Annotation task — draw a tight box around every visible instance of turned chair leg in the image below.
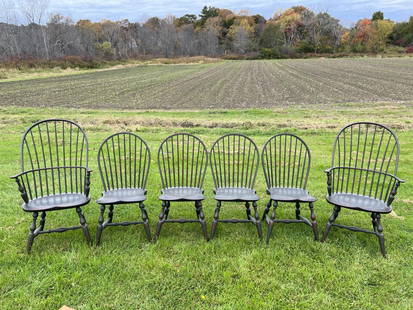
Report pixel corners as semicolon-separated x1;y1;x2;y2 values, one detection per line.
252;201;263;240
322;206;341;242
372;213;386;257
195;201;208;241
139;202;151;242
39;212;46;231
155;201;168;240
262;200;271;221
245;202;252;219
76;207;92;245
309;202;319;241
266;200;278;244
210;201;221;240
295;202;301;220
108;204;114;223
96;205;106;245
27;212;38;254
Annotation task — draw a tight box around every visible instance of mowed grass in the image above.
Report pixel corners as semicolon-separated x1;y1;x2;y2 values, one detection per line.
0;103;412;309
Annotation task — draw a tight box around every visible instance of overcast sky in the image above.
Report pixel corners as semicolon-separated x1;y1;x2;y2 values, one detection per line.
13;0;413;26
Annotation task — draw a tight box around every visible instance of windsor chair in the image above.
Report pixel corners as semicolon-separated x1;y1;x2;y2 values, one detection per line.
11;119;92;253
261;133;318;243
155;133;209;240
209;134;262;240
322;122;404;257
96;132;151;245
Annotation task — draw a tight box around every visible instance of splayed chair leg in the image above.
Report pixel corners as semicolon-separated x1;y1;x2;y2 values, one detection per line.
321;206;340;242
252;201;263;240
39;212;46;231
27;212;38;254
196;201;208;241
210;201;221;240
76;207;92;245
96;205;106;246
309;202;319;241
262;200;271;221
139;202;151;242
266;201;278;244
155;201;168;240
372;213;386;257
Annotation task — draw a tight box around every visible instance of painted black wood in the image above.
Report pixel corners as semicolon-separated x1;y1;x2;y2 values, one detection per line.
155;133;208;240
321;122;404;257
96;132;151;244
261;133;318;243
11;119;92;253
209;133;262;240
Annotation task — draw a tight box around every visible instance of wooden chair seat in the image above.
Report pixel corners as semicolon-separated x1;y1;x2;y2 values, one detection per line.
24;193;89;212
97;188;147;205
159;187;204;201
214;187;259;201
327;193;391;214
267;187;316;203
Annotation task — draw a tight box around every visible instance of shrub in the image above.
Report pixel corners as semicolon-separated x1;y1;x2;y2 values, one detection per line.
296;41;315;53
406;46;413;53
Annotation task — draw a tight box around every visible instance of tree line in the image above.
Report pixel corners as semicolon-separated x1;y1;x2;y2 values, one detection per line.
1;2;413;64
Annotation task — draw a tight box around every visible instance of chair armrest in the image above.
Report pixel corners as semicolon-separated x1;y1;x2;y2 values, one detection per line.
10;173;29;203
325;168;333;196
84;169;92;197
387;177;404;206
324;168;333;174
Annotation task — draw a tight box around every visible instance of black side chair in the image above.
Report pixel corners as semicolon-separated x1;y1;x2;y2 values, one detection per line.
322;122;404;257
11;119;92;253
209;134;262;240
261;134;318;243
96;132;151;244
155;133;208;240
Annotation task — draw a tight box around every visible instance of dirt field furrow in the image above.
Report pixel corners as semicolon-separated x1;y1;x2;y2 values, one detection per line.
1;58;412;109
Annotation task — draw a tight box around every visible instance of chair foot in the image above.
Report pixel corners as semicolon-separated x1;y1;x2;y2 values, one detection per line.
210;201;221;240
76;207;92;245
309;202;319;241
96;205;106;246
27;212;38;254
139;202;151;242
321;206;340;242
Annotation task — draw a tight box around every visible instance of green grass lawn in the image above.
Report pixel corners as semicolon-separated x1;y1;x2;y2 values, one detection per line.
0;103;412;309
